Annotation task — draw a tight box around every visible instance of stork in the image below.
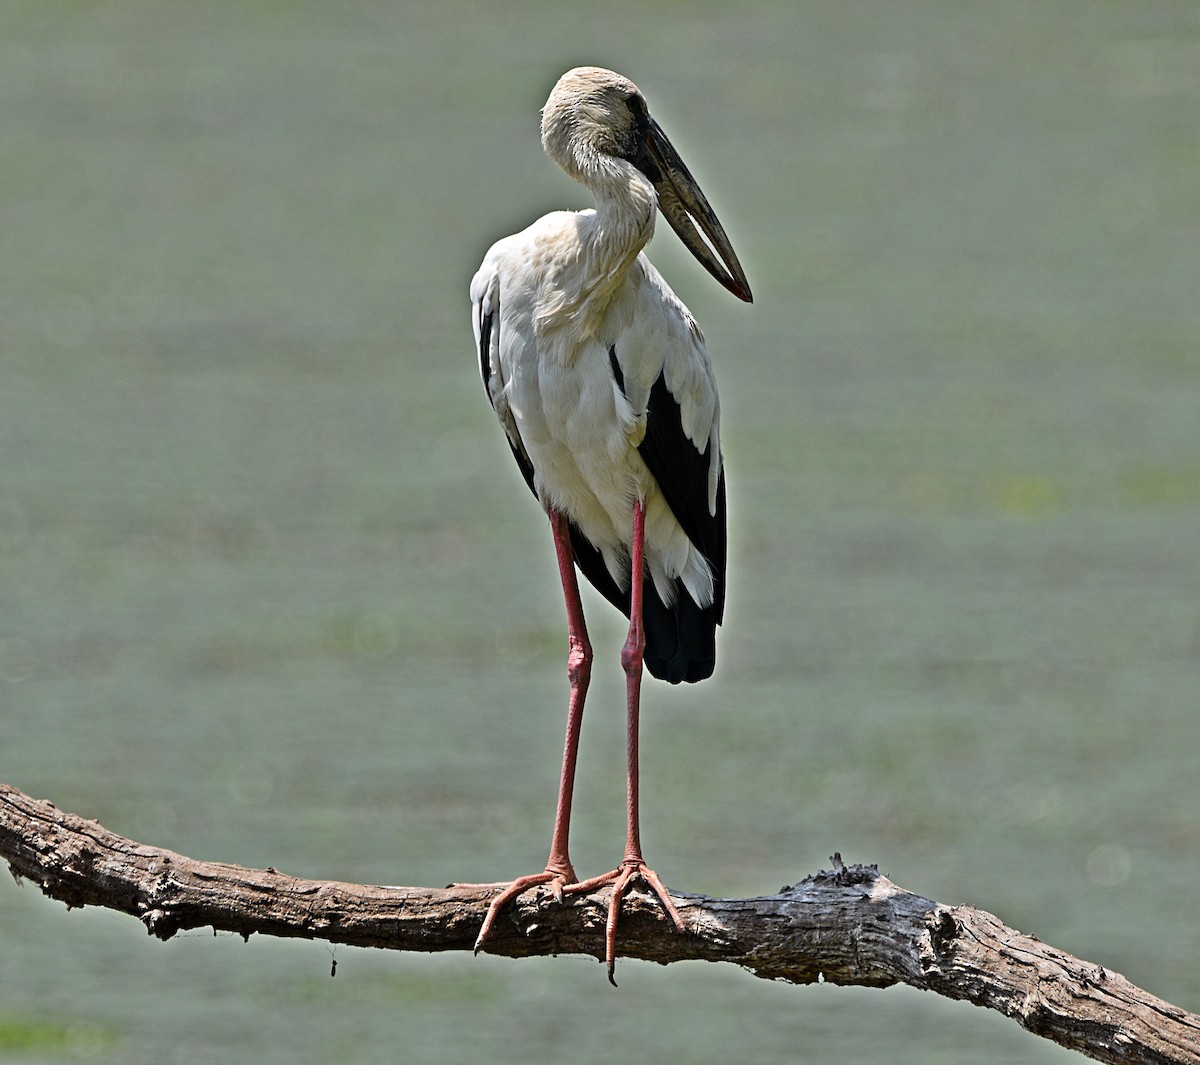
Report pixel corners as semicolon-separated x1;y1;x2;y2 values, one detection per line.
469;66;751;983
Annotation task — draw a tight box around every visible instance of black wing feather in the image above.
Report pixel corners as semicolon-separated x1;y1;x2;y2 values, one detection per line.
610;348;726;683
478;306;493;392
480;297;537;496
636;369;727;625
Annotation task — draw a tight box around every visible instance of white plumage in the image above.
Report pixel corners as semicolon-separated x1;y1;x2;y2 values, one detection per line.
472;220;720;611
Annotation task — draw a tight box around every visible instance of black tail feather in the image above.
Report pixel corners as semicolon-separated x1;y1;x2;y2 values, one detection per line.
641;583;717;684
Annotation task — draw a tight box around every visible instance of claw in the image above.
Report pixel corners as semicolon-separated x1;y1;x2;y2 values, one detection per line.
472;868;575;954
564;859;685;984
468;858;684;981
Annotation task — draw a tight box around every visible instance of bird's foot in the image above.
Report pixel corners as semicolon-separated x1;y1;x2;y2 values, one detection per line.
564;858;685;985
469;864;577;954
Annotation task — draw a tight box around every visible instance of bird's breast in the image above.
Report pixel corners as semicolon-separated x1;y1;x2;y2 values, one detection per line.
507;339;648;532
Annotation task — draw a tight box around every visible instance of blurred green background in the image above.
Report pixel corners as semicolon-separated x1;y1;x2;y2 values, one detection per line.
2;1;1198;1062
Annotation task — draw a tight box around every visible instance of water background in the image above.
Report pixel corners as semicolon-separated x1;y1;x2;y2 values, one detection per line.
2;3;1198;1062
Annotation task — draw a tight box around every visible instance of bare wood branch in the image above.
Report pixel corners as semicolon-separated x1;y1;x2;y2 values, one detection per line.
3;782;1197;1064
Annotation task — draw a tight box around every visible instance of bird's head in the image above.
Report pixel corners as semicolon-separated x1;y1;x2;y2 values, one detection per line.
541;67;644;177
541;67;752;303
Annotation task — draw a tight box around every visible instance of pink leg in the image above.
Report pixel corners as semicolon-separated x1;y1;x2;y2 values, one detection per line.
564;500;685;984
472;508;592;952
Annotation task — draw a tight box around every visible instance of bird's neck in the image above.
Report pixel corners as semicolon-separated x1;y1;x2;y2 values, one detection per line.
586;164;657;273
543;164;657;341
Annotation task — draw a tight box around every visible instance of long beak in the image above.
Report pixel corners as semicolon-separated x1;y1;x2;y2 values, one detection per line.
643;115;753;303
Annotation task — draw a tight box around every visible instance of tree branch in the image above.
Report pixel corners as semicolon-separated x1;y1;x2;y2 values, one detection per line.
3;782;1197;1063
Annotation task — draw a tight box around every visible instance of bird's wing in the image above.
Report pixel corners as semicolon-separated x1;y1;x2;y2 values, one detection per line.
472;242;634;617
471;253;537;495
609;257;727;621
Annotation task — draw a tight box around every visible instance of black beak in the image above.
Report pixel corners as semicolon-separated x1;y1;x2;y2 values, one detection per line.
636;115;752;303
